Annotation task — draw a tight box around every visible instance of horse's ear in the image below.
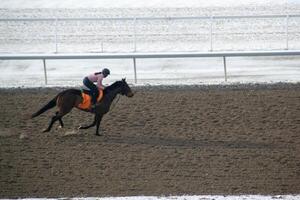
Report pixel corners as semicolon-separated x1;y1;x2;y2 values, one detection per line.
122;78;126;82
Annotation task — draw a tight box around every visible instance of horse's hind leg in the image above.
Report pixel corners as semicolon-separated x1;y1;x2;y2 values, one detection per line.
58;118;64;128
43;113;60;133
42;92;79;133
43;105;73;133
56;111;64;128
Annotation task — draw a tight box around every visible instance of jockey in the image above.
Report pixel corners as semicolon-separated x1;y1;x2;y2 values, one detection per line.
83;68;110;108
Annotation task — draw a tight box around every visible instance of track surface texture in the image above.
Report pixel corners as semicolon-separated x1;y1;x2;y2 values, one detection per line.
0;84;300;198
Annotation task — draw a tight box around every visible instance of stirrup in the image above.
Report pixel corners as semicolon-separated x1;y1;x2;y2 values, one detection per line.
90;104;96;112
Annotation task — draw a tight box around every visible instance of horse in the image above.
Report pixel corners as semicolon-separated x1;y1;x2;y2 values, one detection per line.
31;79;134;136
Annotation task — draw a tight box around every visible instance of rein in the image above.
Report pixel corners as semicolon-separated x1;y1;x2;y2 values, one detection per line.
110;94;121;112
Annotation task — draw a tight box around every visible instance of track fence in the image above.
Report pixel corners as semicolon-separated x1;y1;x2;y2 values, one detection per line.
1;50;300;84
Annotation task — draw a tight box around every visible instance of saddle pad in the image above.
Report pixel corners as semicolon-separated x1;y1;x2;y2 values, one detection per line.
78;89;103;110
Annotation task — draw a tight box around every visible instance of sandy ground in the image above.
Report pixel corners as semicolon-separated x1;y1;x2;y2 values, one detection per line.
0;83;300;198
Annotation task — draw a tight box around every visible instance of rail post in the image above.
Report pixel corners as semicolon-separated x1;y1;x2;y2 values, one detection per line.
285;14;289;50
133;58;137;84
223;56;228;82
43;59;48;85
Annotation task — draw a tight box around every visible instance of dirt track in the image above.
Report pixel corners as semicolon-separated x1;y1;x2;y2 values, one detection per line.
0;84;300;198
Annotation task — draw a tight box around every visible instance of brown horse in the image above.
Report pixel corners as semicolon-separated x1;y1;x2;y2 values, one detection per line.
31;79;134;136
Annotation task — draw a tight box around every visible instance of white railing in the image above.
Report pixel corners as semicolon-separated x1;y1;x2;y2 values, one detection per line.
1;50;300;84
1;14;300;52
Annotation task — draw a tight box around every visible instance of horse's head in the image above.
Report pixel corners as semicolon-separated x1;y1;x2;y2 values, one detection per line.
120;78;134;97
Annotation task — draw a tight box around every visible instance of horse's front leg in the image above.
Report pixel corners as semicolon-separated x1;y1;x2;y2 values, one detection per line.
95;115;103;136
78;114;97;130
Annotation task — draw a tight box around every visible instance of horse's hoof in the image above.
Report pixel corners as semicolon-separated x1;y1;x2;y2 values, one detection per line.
78;126;87;130
42;129;50;133
95;133;102;136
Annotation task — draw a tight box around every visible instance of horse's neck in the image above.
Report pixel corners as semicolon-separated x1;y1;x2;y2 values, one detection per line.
104;86;121;104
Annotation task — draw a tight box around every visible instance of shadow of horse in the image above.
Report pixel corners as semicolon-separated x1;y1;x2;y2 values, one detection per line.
101;135;275;150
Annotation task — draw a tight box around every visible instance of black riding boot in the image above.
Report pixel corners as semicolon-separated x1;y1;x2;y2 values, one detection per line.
90;93;97;111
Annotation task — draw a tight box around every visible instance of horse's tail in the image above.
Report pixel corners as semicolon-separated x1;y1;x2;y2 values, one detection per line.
31;95;58;119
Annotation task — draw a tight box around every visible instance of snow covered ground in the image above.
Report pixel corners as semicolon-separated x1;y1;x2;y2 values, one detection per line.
8;195;300;200
0;1;299;87
0;0;294;9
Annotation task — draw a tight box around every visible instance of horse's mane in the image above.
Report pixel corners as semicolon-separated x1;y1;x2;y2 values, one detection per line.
103;80;123;94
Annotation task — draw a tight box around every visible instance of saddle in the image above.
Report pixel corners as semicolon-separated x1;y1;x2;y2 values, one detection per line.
78;89;103;110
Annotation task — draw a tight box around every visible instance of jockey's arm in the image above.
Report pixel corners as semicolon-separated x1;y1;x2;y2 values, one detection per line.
97;75;105;90
99;85;105;90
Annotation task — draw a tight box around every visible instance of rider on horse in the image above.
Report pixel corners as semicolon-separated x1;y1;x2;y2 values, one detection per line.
83;68;110;109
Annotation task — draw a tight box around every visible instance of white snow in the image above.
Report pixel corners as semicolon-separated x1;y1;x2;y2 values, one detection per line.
7;195;300;200
0;0;290;9
0;2;300;87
